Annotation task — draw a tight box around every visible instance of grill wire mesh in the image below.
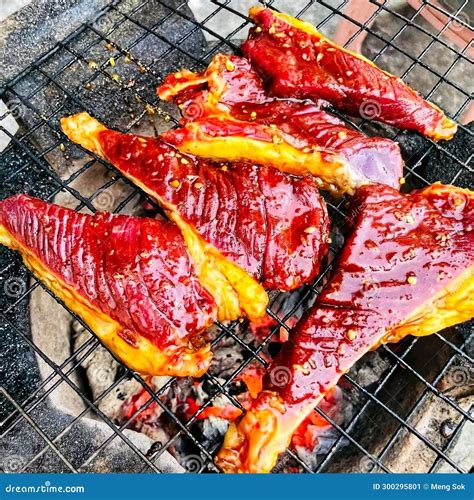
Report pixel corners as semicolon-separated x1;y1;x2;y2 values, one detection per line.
0;0;473;474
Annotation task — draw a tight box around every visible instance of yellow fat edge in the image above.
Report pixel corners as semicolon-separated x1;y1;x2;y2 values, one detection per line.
423;182;473;199
219;397;315;473
60;112;107;156
429;116;458;142
169;212;268;322
380;265;474;345
176;125;357;196
249;6;457;141
157;55;231;106
60;113;268;322
0;225;212;377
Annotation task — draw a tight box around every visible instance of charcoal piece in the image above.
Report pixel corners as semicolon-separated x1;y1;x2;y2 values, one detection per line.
419;122;474;188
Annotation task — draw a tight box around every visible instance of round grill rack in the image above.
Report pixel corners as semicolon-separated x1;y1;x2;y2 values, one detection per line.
0;0;473;474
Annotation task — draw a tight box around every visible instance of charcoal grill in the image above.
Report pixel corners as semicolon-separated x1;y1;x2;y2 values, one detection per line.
0;0;473;474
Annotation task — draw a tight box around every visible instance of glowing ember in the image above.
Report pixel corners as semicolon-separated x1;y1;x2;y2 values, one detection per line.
249;314;277;341
293;387;342;451
249;314;299;343
237;364;265;398
122;384;159;424
197;405;243;421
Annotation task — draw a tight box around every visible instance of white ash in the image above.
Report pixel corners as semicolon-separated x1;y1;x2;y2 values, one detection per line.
349;351;392;388
29;286;88;417
383;361;473;473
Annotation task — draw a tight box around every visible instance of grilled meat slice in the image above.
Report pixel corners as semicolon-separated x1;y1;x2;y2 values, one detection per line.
242;7;457;141
61;113;330;300
158;54;403;195
216;183;474;472
0;194;218;377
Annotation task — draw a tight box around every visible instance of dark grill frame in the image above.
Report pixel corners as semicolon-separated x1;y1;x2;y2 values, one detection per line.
0;0;472;474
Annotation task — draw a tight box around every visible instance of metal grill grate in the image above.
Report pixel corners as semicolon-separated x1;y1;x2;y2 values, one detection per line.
1;0;473;474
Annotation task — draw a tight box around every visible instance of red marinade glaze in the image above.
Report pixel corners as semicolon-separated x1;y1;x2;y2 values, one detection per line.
163;116;279;144
161;54;403;190
268;183;474;406
232;100;401;188
98;130;330;290
242;8;456;140
0;194;217;349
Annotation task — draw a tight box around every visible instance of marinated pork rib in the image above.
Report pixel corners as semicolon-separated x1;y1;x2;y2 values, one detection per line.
0;195;218;377
242;7;457;141
158;54;403;195
216;183;474;473
61;114;330;313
